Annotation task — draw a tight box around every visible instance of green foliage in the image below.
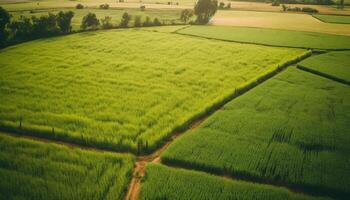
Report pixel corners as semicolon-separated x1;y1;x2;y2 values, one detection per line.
101;16;113;29
99;3;110;9
194;0;218;24
0;29;307;153
0;133;134;200
119;12;131;28
57;11;74;33
134;15;142;27
298;51;350;85
0;6;11;46
75;3;84;9
313;14;350;24
81;12;99;30
142;16;152;26
162;67;350;198
140;164;331;200
177;25;350;50
180;9;193;23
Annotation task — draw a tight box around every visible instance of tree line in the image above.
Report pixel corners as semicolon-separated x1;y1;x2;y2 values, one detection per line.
0;0;218;48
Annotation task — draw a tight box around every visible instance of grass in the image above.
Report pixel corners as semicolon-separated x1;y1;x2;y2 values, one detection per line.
140;163;332;200
10;8;185;30
161;67;350;198
211;10;350;36
177;25;350;50
297;51;350;85
313;14;350;24
0;132;134;200
0;28;308;153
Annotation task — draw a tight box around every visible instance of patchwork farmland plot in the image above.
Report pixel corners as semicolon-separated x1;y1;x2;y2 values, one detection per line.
0;29;308;153
177;25;350;50
211;11;350;36
140;164;332;200
313;14;350;24
0;133;134;200
162;67;350;198
297;51;350;85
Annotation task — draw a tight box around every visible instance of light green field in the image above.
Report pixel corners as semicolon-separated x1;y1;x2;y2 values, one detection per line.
313;14;350;24
0;28;308;153
298;51;350;84
10;8;184;30
140;164;332;200
211;10;350;36
162;67;350;197
177;25;350;50
0;133;134;200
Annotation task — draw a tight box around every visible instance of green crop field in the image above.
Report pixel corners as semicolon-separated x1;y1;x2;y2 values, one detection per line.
177;25;350;50
0;28;308;153
313;14;350;24
140;164;331;200
9;8;184;30
298;51;350;85
0;133;134;200
162;67;350;197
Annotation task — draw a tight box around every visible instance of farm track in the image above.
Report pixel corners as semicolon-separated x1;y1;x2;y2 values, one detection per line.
2;51;336;200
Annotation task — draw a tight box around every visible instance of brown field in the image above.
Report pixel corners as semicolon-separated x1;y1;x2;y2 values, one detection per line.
211;10;350;35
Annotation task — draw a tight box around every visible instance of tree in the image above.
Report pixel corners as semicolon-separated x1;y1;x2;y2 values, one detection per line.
142;16;152;27
119;12;131;28
194;0;218;24
153;18;161;26
180;9;193;23
134;15;142;27
76;4;84;9
31;13;59;36
81;13;99;30
0;7;11;45
219;2;225;9
8;16;33;40
281;4;287;12
101;16;113;29
57;11;74;33
338;0;344;9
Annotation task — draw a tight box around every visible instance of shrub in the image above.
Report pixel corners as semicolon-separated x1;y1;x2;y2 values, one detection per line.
302;7;319;13
81;13;100;30
119;12;131;28
0;7;11;46
76;3;84;9
153;18;162;26
143;16;152;27
219;2;225;9
101;16;113;29
271;0;280;6
180;9;194;23
281;4;288;11
225;3;231;9
31;13;60;36
99;3;110;9
134;15;142;27
140;5;146;11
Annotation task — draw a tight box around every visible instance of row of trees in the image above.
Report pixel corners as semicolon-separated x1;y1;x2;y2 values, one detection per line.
0;7;74;46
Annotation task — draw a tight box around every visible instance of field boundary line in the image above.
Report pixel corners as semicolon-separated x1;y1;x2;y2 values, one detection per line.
297;64;350;85
311;14;350;25
174;31;350;51
123;51;313;200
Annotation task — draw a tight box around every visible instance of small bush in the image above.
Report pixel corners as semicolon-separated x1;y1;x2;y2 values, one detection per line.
101;16;113;29
301;7;319;13
225;3;231;9
76;3;84;9
153;18;162;26
143;16;152;27
134;15;142;27
81;13;100;30
99;4;110;9
140;5;146;11
271;0;280;6
119;12;131;28
219;2;225;9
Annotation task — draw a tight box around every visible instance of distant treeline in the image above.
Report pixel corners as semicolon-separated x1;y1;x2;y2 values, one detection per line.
0;6;193;48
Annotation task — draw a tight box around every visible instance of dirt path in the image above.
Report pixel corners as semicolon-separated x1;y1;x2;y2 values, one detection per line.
123;118;206;200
